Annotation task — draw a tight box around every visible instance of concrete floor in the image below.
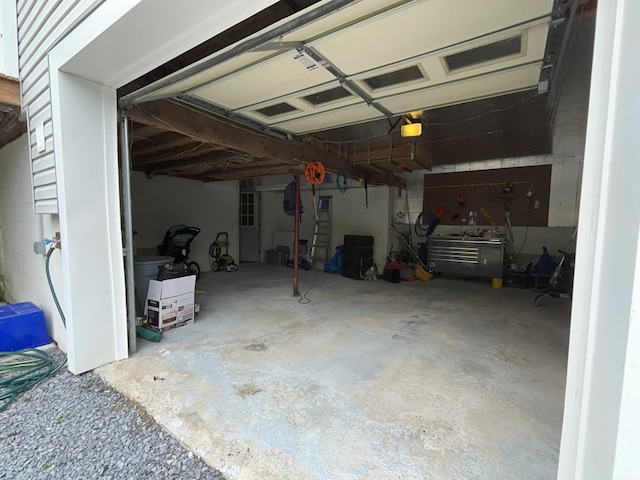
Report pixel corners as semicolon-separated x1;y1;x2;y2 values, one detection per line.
98;265;570;480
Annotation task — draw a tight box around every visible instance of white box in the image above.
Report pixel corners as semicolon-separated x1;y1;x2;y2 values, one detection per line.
145;276;196;332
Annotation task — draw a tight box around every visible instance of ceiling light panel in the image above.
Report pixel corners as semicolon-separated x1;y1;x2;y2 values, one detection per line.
237;80;363;124
255;102;298;117
310;0;553;75
377;63;541;115
444;36;522;72
350;24;547;97
301;86;353;106
362;65;426;90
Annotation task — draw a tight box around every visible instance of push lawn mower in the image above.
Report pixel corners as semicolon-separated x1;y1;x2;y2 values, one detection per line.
208;232;238;272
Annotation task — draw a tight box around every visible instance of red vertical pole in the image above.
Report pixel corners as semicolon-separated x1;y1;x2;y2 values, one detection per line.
293;175;300;297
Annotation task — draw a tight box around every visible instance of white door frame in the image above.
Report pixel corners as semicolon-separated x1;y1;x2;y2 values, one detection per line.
47;0;278;373
557;0;640;478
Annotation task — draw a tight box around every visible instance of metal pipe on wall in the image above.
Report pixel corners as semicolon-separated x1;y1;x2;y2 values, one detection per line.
119;110;137;354
293;175;300;297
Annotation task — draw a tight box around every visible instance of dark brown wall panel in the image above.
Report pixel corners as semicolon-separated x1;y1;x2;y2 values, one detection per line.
423;165;552;227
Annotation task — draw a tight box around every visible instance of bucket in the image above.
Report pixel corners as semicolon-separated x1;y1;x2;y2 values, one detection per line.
492;277;503;289
133;256;174;316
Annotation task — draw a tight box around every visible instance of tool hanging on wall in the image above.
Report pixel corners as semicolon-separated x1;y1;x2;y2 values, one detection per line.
479;207;498;229
457;191;465;205
364;179;368;209
336;170;352;193
305;161;325;185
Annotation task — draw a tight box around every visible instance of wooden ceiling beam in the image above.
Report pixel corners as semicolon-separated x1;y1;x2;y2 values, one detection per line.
0;75;20;107
130;123;165;140
131;131;197;157
134;151;251;172
200;164;305;182
133;143;231;166
129;99;403;187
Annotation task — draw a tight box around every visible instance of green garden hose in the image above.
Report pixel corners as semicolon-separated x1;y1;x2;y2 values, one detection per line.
0;244;67;412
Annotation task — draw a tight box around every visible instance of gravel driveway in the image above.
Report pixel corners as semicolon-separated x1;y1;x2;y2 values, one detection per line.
0;349;224;480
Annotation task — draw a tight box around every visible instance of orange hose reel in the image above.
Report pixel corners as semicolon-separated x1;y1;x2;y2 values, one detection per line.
304;162;325;185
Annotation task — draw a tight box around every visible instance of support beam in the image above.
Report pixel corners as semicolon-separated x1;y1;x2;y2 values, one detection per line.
133;143;234;166
0;75;20;107
134;151;251;172
131;131;198;157
129;99;403;187
201;164;305;181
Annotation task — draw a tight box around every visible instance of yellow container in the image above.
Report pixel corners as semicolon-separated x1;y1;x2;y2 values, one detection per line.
492;277;503;288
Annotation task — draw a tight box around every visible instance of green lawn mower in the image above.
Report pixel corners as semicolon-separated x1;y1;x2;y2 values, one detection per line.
208;232;238;272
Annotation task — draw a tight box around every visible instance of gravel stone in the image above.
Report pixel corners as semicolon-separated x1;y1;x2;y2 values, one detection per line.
0;349;225;480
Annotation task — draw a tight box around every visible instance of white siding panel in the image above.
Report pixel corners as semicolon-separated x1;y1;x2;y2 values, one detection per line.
18;0;103;214
21;67;48;105
26;89;50;117
34;183;58;201
33;169;56;187
30;137;54;159
34;199;59;214
32;152;55;174
20;1;79;68
29;119;53;143
28;107;53;133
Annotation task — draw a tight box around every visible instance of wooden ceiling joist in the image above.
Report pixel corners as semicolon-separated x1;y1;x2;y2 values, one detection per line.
130;131;199;157
137;151;252;172
133;143;234;167
129;99;403;187
201;164;306;182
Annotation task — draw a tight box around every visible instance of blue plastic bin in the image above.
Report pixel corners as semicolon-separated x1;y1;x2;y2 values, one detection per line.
0;302;51;352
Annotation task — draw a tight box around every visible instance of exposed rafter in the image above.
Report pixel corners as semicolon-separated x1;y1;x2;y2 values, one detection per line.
129;99;403;187
136;151;253;172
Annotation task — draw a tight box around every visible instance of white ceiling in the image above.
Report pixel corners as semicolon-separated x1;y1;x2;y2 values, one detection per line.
144;0;554;134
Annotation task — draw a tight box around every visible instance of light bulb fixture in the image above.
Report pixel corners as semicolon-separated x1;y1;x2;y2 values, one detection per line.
401;122;422;137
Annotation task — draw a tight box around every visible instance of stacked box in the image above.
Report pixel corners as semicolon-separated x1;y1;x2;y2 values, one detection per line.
145;276;196;332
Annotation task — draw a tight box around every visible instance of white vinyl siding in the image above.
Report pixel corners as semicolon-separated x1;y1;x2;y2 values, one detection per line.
16;0;103;213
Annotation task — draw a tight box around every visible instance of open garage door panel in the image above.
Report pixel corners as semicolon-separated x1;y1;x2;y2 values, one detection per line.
122;0;576;184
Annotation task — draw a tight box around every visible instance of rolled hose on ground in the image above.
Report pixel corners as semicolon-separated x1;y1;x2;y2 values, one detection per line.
0;244;67;412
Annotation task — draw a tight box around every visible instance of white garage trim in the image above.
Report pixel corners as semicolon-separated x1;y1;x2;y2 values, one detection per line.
47;0;279;373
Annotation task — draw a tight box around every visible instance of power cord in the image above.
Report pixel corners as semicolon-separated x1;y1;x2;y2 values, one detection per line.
298;269;320;304
0;242;67;412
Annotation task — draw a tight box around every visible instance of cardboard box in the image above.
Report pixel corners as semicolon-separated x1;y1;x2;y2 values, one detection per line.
145;276;196;332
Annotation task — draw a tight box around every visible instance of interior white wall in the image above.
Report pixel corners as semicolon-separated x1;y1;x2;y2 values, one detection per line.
558;1;640;478
130;172;239;268
260;176;392;268
0;135;66;348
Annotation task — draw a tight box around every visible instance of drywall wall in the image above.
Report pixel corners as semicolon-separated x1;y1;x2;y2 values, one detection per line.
0;135;66;348
259;176;392;269
130;172;239;270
